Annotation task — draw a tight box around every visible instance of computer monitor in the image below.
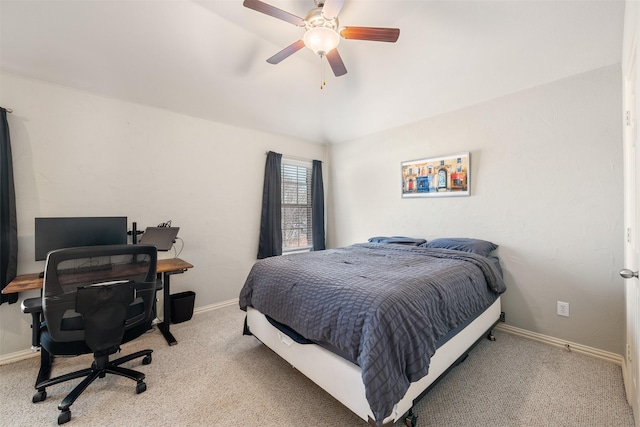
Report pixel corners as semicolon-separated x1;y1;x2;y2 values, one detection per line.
34;216;128;261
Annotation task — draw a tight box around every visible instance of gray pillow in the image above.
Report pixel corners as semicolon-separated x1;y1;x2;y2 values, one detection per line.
423;238;498;257
368;236;427;246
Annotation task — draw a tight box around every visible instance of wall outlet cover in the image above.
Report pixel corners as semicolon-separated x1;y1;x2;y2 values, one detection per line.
557;301;570;317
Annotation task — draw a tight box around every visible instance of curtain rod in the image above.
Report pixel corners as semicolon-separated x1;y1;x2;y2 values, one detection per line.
3;107;12;113
265;151;315;163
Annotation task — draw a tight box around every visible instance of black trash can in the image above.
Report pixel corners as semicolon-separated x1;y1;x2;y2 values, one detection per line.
170;291;195;324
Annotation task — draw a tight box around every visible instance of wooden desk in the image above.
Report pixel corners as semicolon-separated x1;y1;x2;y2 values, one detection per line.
2;258;193;294
2;258;194;346
2;272;43;294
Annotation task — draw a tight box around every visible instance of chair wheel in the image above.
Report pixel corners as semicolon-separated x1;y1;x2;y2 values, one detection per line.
136;381;147;394
58;409;71;425
32;390;47;403
142;354;152;365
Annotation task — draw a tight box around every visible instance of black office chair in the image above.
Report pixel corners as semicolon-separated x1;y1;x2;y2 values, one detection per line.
27;244;158;425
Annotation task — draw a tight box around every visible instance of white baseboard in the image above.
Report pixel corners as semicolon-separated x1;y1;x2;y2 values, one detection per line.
496;323;623;366
193;298;238;315
0;348;39;365
0;298;240;366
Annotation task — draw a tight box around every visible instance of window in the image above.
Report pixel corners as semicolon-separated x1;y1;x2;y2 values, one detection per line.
281;159;313;253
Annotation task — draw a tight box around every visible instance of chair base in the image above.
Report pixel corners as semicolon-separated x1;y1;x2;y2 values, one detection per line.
33;347;153;425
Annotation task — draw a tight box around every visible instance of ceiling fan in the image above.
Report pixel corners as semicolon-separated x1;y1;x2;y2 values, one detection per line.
243;0;400;77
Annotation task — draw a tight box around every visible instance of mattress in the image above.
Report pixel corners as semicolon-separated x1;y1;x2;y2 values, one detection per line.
239;243;506;423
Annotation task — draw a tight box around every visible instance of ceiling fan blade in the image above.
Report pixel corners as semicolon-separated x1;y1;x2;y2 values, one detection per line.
321;0;344;20
266;40;305;64
243;0;304;26
326;48;347;77
340;26;400;43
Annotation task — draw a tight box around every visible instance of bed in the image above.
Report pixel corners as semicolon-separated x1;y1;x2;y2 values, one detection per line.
239;239;506;426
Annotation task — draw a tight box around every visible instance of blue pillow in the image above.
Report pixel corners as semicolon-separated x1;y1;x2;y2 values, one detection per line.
368;236;427;246
424;238;498;257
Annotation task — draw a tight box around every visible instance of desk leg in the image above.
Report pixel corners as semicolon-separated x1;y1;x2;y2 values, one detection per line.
157;271;177;346
30;311;42;351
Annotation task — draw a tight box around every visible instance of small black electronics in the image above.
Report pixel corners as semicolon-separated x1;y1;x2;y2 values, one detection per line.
137;227;180;251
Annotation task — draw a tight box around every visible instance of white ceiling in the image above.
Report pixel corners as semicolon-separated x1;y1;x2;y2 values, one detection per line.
0;0;625;144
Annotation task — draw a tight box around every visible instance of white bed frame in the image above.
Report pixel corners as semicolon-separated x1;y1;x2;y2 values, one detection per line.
246;297;502;426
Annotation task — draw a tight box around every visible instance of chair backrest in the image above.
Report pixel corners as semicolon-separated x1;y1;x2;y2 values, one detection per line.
42;244;157;343
76;281;135;353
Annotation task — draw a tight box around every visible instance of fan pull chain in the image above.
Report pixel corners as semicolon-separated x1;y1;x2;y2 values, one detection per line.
320;54;326;90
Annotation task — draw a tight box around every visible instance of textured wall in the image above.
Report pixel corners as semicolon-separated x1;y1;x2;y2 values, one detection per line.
328;65;624;354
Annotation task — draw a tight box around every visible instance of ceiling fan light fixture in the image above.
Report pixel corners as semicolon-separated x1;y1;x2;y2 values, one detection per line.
303;26;340;55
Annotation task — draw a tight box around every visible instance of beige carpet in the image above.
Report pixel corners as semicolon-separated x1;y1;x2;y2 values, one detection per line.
0;304;634;426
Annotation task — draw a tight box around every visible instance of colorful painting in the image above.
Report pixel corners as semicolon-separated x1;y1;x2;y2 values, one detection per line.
401;152;470;198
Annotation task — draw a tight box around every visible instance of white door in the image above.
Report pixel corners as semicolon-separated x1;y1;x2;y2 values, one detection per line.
622;42;640;426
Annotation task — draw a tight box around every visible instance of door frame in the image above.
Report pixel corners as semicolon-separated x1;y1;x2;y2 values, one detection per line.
622;10;640;424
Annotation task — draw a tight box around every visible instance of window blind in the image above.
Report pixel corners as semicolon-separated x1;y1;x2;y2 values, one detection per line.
281;160;313;252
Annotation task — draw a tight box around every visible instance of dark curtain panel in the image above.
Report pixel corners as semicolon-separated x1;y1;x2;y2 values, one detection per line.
311;160;325;251
0;108;18;304
257;151;282;259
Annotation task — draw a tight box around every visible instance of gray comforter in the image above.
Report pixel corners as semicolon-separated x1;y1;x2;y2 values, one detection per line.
239;243;506;425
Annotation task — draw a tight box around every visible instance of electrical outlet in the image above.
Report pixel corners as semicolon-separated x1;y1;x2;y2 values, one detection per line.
557;301;570;317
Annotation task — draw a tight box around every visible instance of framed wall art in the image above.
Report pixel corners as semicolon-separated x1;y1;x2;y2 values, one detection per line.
401;152;470;198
